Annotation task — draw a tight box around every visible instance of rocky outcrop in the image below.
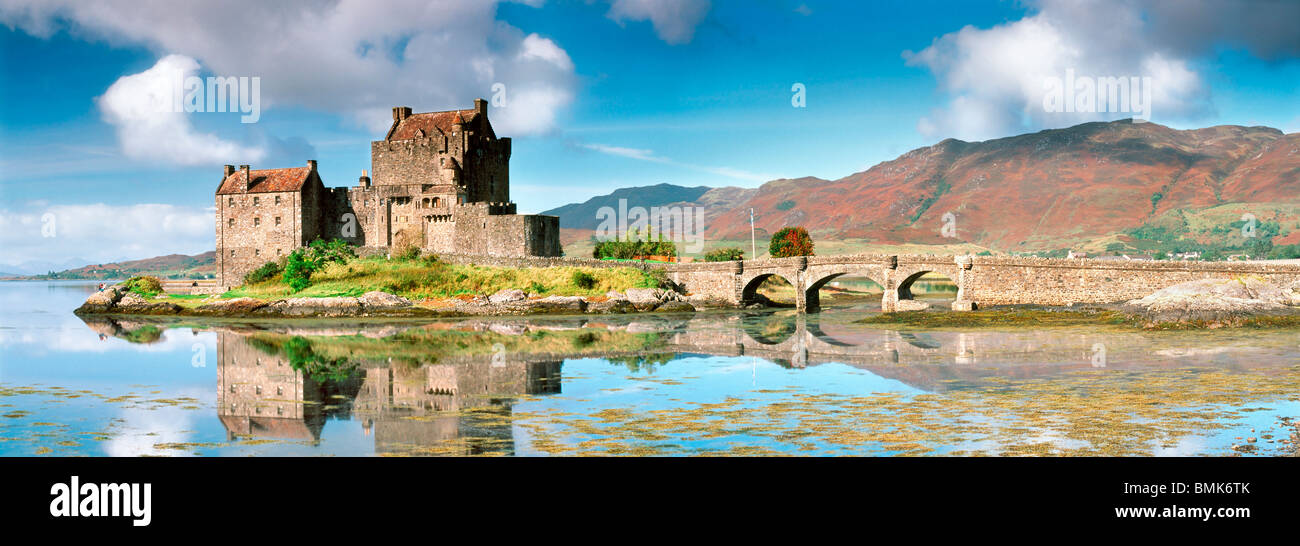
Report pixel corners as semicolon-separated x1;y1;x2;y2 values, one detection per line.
654;300;697;313
488;288;527;304
190;297;268;316
1125;276;1300;326
75;285;180;315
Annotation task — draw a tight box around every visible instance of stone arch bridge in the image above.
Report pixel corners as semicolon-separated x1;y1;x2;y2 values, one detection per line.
661;255;1300;312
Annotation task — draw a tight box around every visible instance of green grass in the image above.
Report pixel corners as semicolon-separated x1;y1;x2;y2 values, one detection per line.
222;256;651;301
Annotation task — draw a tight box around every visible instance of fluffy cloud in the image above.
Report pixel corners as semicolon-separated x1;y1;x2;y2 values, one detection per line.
0;203;213;268
606;0;711;45
97;54;266;165
904;0;1299;141
0;0;578;141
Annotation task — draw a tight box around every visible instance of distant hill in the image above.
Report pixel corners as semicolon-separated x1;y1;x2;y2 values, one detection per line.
541;183;721;229
10;251;217;280
548;119;1300;259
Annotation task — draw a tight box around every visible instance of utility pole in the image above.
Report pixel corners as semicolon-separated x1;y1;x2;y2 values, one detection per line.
749;207;756;259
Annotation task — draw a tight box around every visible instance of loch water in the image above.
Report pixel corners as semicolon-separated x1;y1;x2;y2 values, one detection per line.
1;280;1297;456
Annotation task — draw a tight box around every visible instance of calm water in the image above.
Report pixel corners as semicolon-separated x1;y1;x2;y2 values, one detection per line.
1;280;1297;457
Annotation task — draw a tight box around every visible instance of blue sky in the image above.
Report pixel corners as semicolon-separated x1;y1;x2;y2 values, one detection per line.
1;0;1297;271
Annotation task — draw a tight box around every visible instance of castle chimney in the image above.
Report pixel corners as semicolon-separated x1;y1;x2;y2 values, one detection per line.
474;98;487;117
392;106;412;122
307;159;317;172
223;165;235;178
359;169;371;188
239;165;250;192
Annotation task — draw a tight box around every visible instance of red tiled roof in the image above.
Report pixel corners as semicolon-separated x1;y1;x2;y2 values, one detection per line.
389;109;477;140
216;166;313;194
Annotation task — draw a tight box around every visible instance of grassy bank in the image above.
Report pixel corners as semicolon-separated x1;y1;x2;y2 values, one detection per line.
222;255;657;301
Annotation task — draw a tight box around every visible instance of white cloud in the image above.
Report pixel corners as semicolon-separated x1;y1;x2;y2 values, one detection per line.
98;54;266;165
606;0;710;45
0;0;577;139
903;0;1295;141
0;203;213;268
581;142;772;183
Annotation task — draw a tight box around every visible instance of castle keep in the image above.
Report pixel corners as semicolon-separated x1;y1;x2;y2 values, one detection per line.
215;99;560;288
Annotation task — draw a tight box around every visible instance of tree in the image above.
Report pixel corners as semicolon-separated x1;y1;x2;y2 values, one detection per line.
768;226;814;258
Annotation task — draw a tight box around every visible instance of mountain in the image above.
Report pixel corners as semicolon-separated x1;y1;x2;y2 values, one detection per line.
6;252;217;280
541;183;724;229
547;120;1300;257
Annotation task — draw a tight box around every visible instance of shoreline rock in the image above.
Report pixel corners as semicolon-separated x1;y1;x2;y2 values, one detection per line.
76;287;700;319
1123;277;1300;327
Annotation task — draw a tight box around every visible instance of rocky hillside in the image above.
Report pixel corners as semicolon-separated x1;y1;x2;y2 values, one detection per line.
550;120;1300;257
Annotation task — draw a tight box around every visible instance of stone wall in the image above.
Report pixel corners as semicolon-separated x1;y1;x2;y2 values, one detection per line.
963;256;1300;305
217;188;308;288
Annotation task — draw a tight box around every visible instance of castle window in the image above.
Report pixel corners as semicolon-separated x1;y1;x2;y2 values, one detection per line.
230;250;235;257
254;217;260;227
228;198;234;207
228;218;235;228
275;195;281;205
433;197;440;207
253;196;259;206
276;249;281;255
254;249;260;256
275;216;281;225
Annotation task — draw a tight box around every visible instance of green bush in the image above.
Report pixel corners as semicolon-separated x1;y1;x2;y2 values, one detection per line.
636;267;672;289
244;261;283;285
280;238;357;292
528;280;547;294
282;250;314;292
306;238;357;266
122;276;163;296
593;227;677;259
702;247;745;262
571;270;597;289
768;226;814;258
775;200;796;211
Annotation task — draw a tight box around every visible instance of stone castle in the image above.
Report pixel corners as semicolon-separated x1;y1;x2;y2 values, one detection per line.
214;99;560;288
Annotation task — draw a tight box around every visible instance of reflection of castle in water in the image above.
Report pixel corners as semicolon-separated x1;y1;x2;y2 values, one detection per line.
217;332;328;442
214;331;561;455
352;359;560;455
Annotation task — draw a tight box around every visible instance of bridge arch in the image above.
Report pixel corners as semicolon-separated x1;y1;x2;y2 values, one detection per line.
803;271;888;313
741;272;798;306
893;269;960;311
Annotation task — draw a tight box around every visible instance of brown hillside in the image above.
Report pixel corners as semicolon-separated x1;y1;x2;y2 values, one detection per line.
705;120;1299;252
